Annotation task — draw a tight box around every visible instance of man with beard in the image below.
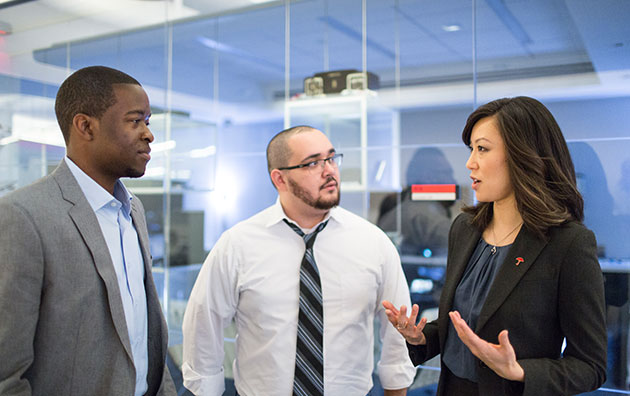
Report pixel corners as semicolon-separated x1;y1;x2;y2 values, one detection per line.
182;126;415;395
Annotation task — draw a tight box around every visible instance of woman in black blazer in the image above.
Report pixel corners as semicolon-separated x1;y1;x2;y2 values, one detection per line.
383;96;607;395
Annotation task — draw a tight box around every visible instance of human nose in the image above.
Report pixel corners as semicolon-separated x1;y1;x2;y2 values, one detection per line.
466;150;476;170
321;158;336;174
143;124;154;143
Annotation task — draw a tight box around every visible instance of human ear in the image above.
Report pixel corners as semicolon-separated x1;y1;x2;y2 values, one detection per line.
71;113;96;141
270;169;287;191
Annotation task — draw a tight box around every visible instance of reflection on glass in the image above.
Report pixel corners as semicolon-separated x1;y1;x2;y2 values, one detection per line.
569;141;630;389
2;0;629;393
378;147;455;257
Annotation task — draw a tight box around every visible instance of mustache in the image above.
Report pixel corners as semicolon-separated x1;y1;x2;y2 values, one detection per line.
320;176;338;190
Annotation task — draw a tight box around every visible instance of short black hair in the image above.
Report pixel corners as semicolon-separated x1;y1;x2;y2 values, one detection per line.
55;66;141;143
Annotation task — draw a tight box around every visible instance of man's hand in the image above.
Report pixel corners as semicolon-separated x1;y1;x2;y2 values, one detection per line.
382;300;427;345
449;311;525;382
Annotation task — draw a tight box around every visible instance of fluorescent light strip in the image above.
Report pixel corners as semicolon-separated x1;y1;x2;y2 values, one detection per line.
0;136;19;145
189;145;216;158
151;140;177;153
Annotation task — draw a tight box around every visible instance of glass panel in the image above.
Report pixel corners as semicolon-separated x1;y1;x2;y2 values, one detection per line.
3;0;629;393
568;138;630;392
372;141;471;393
286;94;365;187
290;0;364;94
0;77;65;196
216;5;285;109
365;0;397;87
172;18;217;102
548;100;630;392
393;0;474;109
469;0;630;389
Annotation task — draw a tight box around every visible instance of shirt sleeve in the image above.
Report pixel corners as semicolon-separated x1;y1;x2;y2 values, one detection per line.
182;231;240;396
375;233;417;390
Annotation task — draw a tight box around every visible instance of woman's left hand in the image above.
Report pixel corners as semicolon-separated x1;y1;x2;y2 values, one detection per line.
449;311;525;382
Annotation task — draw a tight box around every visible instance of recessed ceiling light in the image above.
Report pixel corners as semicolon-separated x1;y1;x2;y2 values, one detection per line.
442;24;461;32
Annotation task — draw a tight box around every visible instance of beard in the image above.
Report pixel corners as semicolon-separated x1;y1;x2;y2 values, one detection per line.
288;176;340;210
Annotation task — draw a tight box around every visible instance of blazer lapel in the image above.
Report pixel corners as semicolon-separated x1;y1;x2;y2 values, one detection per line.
52;161;134;361
131;198;167;391
438;216;481;348
130;199;162;342
475;226;548;332
130;200;152;277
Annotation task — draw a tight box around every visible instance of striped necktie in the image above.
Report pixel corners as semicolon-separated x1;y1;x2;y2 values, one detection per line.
283;219;328;396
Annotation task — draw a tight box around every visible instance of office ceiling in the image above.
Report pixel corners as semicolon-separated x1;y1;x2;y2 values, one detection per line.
0;0;628;120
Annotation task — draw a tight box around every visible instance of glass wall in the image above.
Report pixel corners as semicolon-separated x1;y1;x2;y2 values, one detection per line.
1;0;629;393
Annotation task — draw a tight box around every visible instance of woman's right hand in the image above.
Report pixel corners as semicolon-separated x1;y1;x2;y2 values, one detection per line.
382;300;427;345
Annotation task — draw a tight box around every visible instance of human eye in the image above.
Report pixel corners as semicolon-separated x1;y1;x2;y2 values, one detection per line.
130;114;150;126
477;145;487;152
306;160;320;168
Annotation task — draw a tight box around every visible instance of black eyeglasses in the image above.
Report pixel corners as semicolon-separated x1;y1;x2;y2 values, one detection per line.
277;153;343;172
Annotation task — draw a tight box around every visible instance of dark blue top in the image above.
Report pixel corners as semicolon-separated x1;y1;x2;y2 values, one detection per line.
442;238;511;382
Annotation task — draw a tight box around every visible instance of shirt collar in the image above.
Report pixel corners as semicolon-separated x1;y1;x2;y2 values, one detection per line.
64;157;133;214
113;179;133;214
266;197;343;231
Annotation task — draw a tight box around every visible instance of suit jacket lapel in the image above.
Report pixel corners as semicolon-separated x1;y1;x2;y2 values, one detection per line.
131;198;167;392
130;199;163;342
475;226;548;332
439;216;481;349
130;201;152;277
52;161;134;362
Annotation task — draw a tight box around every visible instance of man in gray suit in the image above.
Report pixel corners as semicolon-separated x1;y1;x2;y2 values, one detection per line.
0;66;176;396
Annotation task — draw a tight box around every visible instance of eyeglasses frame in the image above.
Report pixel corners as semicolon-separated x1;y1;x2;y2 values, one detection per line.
276;153;343;171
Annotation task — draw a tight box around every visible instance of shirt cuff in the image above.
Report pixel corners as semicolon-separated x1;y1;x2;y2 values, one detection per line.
376;361;416;390
182;362;225;396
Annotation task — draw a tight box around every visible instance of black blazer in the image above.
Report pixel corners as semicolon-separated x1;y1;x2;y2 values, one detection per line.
408;213;607;395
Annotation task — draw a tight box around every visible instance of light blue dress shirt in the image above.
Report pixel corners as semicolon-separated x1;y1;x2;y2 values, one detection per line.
65;157;149;396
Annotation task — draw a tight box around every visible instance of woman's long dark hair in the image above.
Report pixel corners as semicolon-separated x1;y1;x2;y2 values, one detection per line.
461;96;584;238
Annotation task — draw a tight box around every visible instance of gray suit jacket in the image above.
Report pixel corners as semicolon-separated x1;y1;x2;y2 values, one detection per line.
0;161;176;396
408;213;607;396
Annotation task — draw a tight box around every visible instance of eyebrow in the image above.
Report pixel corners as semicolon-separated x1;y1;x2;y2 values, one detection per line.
471;137;492;145
125;110;150;118
299;148;336;163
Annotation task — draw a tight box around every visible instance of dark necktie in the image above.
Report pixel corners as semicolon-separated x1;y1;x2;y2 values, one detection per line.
283;219;328;396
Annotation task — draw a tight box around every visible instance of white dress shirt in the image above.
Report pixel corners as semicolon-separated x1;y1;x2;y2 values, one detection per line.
182;199;415;396
65;157;149;396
